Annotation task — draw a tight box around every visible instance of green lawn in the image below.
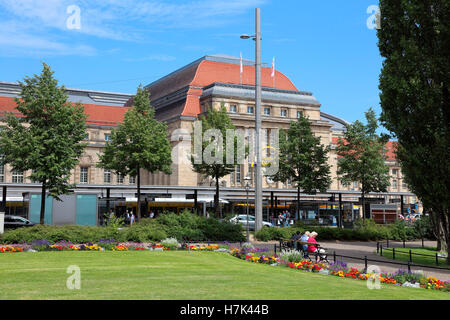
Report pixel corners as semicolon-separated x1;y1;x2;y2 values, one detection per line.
0;251;449;300
381;247;450;269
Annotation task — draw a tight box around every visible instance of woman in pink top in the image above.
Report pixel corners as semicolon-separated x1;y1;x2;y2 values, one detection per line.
307;232;319;253
307;232;321;263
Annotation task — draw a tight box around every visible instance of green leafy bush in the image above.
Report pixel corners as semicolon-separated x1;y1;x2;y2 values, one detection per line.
0;210;244;244
255;218;427;242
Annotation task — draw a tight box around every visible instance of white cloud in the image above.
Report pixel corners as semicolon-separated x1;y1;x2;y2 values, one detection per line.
0;0;267;56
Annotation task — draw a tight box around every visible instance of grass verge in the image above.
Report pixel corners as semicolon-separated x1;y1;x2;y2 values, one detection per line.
0;251;449;300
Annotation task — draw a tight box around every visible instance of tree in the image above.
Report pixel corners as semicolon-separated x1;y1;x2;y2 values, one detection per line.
190;104;245;218
336;108;390;220
269;114;331;219
98;85;172;221
377;0;450;263
0;63;87;224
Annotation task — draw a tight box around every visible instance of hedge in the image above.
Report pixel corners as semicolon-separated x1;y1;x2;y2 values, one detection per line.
0;211;245;244
255;219;431;242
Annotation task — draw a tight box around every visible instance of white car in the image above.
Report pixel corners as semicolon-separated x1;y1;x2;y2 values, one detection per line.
229;215;273;230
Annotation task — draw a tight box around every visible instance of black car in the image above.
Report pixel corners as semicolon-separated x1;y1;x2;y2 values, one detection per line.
3;215;36;229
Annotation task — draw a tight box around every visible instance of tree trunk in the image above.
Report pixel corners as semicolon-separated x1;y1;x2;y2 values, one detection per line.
137;168;141;221
297;185;301;220
361;191;366;221
40;181;46;225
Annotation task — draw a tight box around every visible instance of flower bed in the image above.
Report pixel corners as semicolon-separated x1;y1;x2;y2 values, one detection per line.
229;248;450;293
287;261;327;273
230;248;279;265
0;245;25;253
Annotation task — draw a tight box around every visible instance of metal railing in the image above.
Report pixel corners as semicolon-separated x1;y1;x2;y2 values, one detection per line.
377;241;448;267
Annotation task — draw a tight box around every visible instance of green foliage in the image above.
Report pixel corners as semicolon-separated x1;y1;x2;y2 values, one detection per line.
377;0;450;257
155;210;245;242
413;215;434;239
271;114;331;194
0;225;125;244
190;103;246;217
160;237;180;250
0;63;88;223
279;249;304;263
255;219;426;242
336;108;390;201
98;85;172;219
0;210;244;244
106;215;125;229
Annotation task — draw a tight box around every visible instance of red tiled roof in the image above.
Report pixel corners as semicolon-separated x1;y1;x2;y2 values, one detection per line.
332;137;398;161
191;60;297;91
144;58;299;119
0;96;128;127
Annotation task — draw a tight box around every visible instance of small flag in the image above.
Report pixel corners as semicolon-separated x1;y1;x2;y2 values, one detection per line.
240;53;244;73
240;52;243;84
271;57;275;78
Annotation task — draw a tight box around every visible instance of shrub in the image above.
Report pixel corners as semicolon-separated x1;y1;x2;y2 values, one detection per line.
279;249;303;263
160;237;180;250
0;210;245;244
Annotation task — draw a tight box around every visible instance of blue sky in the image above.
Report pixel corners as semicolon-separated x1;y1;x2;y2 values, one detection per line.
0;0;382;125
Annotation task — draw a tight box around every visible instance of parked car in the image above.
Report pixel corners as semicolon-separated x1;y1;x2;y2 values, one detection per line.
3;215;36;229
229;215;273;231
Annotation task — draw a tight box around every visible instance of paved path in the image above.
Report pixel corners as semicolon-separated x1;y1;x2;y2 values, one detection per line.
246;240;450;281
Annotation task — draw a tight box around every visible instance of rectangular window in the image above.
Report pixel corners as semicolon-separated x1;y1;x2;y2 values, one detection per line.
229;105;237;113
281;109;287;117
117;174;124;185
104;169;111;184
392;179;398;189
392;169;398;175
0;165;4;183
129;175;136;184
297;111;303;118
247;106;254;114
104;134;111;142
352;181;358;190
84;133;89;140
80;167;88;184
247;163;253;184
264;107;271;115
12;170;24;183
402;181;407;189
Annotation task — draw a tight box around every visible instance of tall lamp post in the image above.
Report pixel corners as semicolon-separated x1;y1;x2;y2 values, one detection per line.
241;7;263;232
244;176;251;242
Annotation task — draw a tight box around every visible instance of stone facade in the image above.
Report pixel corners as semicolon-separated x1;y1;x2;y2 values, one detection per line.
0;56;417;206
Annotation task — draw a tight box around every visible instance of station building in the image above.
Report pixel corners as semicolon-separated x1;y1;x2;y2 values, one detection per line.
0;55;420;226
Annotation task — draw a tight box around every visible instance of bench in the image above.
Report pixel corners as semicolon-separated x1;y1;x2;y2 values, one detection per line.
279;239;329;263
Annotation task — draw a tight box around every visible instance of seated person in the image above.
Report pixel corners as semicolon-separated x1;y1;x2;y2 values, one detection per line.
300;231;310;253
307;232;326;262
290;231;301;249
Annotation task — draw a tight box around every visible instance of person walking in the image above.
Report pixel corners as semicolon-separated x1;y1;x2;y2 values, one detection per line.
278;212;283;227
130;212;135;225
285;211;291;227
125;210;131;225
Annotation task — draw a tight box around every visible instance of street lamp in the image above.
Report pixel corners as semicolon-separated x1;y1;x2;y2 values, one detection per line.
244;175;251;242
241;8;263;232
